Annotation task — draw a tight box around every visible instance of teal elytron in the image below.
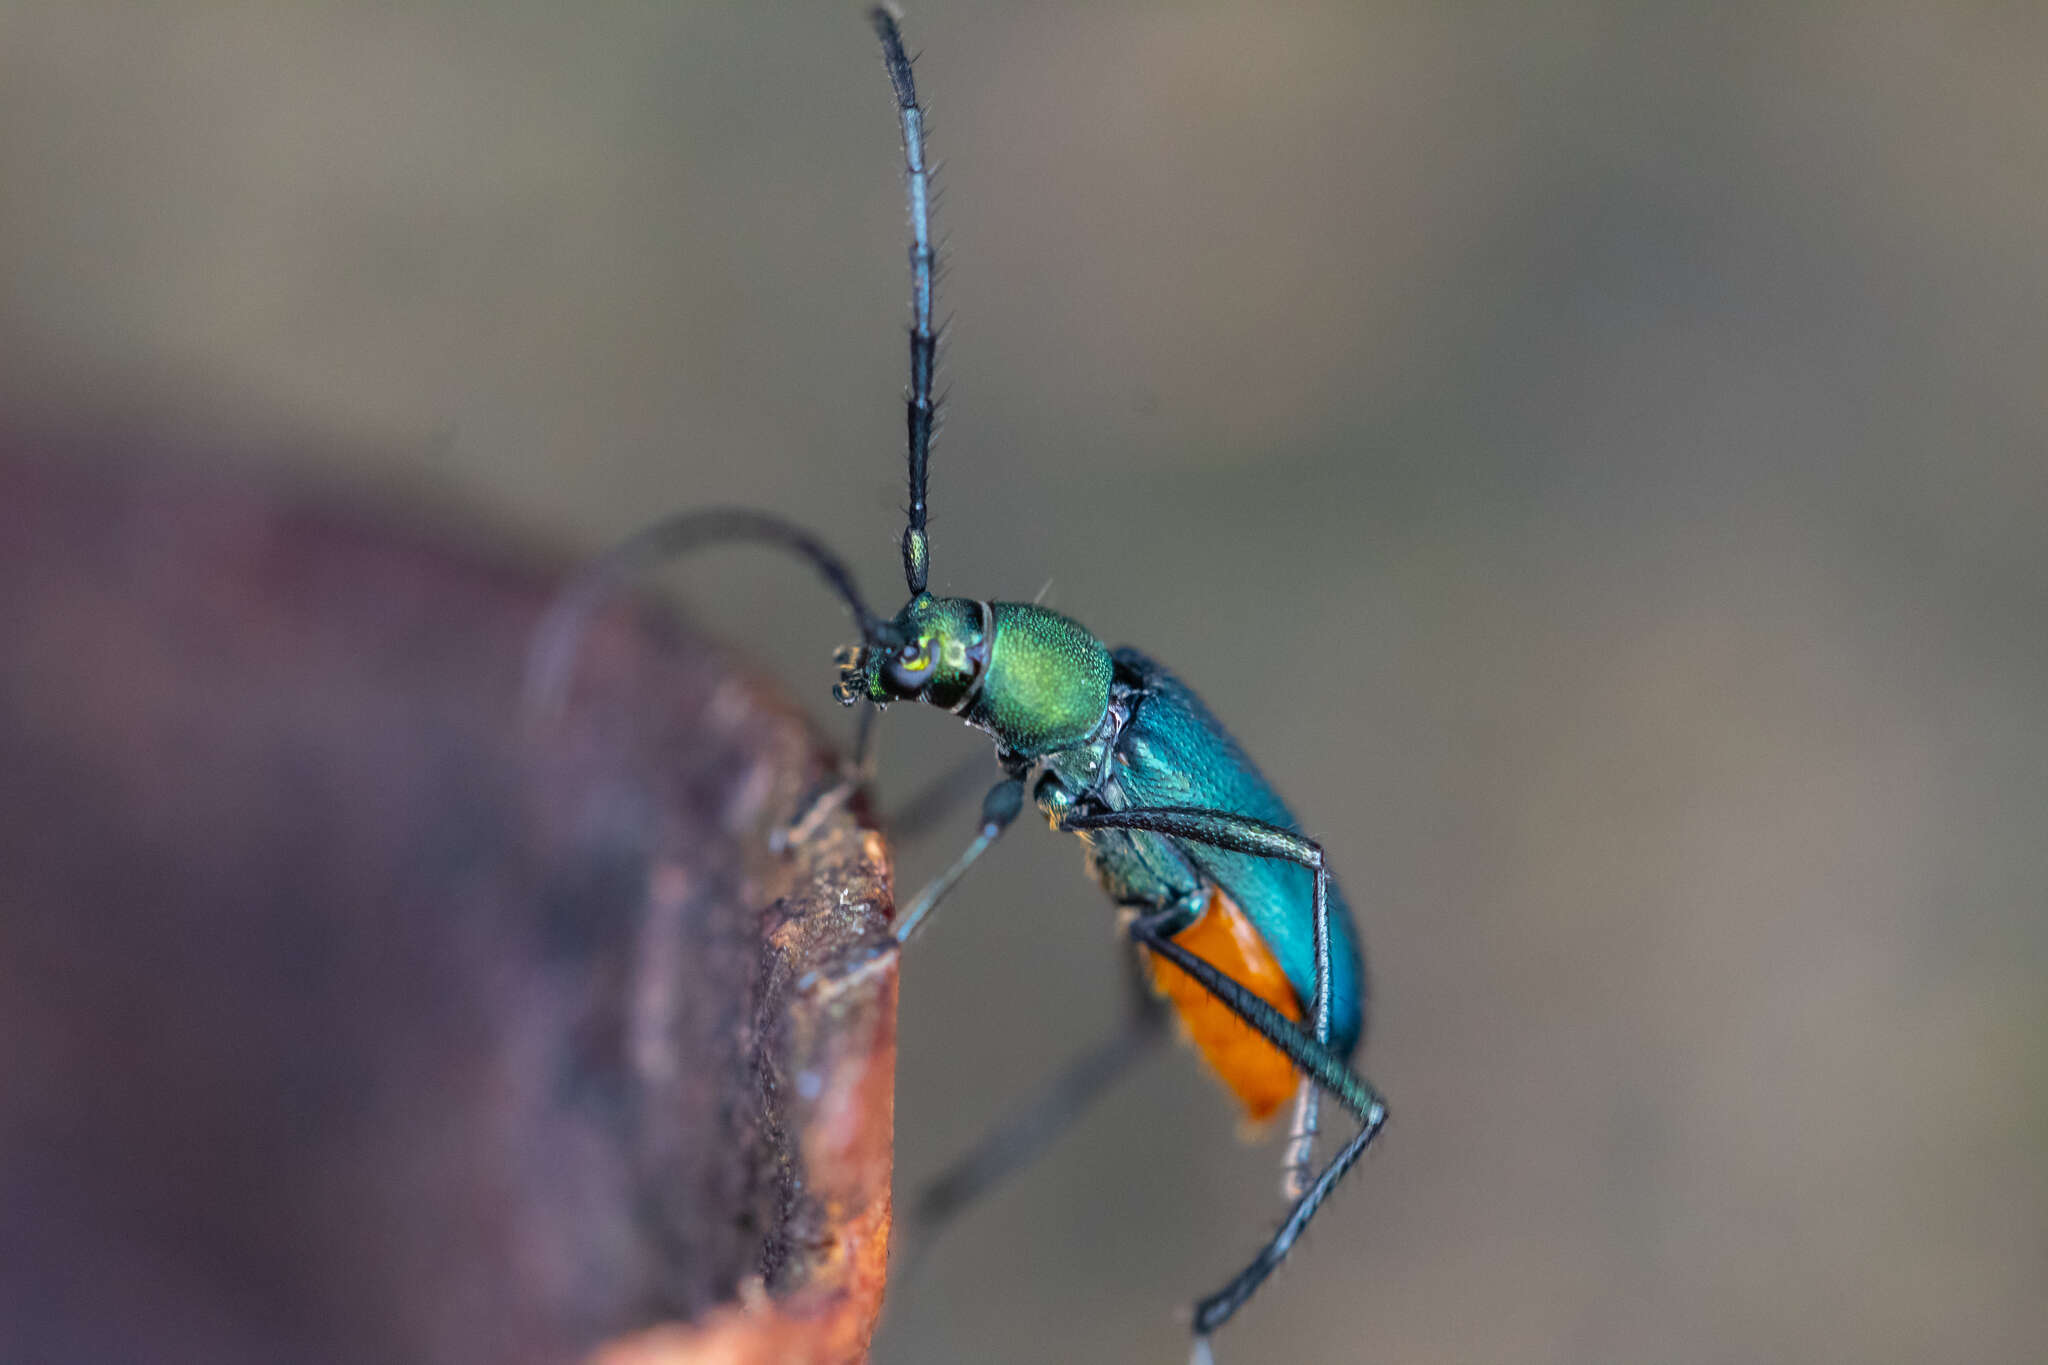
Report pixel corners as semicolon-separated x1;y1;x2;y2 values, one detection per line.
531;11;1388;1360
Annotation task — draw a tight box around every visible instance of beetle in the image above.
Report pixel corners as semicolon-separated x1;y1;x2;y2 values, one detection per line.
528;10;1389;1360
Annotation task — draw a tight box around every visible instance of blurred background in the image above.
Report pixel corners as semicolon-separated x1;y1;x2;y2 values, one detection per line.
4;3;2043;1362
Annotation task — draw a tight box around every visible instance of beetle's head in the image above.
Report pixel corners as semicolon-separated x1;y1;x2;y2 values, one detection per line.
834;592;989;711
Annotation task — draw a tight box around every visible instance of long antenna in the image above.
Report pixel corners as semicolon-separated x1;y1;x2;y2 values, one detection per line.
523;507;889;724
872;5;935;597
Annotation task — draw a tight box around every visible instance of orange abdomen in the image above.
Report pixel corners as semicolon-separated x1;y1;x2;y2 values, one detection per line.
1146;888;1303;1123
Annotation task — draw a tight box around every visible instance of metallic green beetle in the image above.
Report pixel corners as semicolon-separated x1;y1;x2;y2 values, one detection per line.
530;12;1389;1361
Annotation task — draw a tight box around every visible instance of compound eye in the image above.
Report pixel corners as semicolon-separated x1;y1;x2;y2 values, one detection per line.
883;639;934;695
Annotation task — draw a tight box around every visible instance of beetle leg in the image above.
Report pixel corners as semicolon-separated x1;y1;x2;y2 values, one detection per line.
881;749;1000;846
768;704;883;852
1118;903;1373;1126
893;777;1025;945
1193;1103;1386;1341
797;772;1025;998
1282;1077;1320;1202
1126;906;1387;1343
1062;807;1341;1096
1077;809;1385;1345
893;952;1166;1284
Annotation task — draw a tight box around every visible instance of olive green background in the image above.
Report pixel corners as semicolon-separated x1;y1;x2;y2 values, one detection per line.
5;4;2044;1362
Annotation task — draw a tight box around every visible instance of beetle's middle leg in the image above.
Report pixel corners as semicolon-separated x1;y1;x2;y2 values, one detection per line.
892;775;1025;945
795;774;1025;997
893;949;1167;1282
883;750;1002;846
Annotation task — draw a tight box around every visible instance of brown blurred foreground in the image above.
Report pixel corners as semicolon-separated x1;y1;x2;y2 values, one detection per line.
0;437;895;1365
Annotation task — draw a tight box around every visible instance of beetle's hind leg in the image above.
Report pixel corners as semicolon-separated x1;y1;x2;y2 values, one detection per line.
1282;1077;1321;1201
1128;907;1389;1352
1190;1101;1386;1343
1066;807;1386;1351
